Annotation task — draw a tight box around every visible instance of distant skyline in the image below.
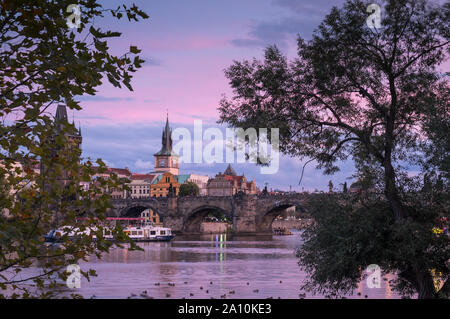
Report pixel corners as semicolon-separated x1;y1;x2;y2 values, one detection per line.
65;0;438;191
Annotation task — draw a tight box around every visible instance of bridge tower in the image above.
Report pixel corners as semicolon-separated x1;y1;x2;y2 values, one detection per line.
40;104;82;189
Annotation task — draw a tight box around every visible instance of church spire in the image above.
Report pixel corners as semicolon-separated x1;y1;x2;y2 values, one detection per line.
154;113;178;157
164;112;170;147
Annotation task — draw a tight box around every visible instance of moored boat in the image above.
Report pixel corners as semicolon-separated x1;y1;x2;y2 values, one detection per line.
44;224;175;243
123;224;175;242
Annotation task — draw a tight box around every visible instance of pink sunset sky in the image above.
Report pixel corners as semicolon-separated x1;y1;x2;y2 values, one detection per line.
64;0;446;191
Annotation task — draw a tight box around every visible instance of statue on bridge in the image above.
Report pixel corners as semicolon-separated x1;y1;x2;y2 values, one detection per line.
168;183;176;198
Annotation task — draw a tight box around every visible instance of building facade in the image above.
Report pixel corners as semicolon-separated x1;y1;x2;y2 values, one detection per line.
151;172;181;197
207;164;258;196
187;174;210;196
129;174;155;199
140;209;162;225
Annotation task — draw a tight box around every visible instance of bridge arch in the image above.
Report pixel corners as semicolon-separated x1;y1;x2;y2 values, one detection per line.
183;205;232;233
257;199;307;233
119;200;168;221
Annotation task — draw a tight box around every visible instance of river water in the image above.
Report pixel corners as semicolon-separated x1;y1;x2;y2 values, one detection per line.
60;230;399;299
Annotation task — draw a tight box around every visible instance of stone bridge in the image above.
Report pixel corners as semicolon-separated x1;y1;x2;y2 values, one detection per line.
109;194;309;234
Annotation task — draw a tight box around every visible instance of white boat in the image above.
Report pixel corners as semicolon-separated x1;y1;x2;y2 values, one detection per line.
123;224;175;242
44;224;175;243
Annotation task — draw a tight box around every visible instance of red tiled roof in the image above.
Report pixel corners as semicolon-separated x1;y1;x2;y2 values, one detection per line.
224;175;245;187
108;168;131;176
130;174;155;181
92;166;131;176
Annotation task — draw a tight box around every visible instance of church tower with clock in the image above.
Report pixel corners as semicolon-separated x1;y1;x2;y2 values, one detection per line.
153;114;179;175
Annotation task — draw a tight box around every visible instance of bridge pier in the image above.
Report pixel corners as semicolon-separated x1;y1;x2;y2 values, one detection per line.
233;195;257;234
163;216;184;233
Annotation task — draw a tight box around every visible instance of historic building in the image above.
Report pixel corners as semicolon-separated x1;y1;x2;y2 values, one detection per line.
150;171;181;197
152;115;180;176
140;209;162;225
129;173;155;198
207;164;258;196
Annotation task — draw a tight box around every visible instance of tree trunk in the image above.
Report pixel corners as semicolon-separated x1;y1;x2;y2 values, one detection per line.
400;266;437;299
382;146;439;298
414;266;437;299
383;156;406;220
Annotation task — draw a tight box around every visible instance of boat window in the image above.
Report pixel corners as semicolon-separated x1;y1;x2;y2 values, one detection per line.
131;231;137;235
150;231;156;235
160;230;165;235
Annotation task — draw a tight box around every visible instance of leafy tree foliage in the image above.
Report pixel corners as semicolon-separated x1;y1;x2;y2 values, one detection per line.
179;182;200;197
219;0;449;298
422;85;450;178
0;0;148;297
297;190;449;298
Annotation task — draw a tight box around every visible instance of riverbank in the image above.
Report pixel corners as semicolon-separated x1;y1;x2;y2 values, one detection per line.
272;218;313;230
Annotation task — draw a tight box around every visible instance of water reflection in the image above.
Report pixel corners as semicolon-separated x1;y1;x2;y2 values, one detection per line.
9;231;401;299
65;230;399;299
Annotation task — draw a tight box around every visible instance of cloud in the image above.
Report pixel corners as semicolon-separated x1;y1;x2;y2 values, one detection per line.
231;17;305;50
134;159;154;170
76;95;134;102
231;38;266;48
231;0;347;50
142;56;163;66
143;99;158;103
77;115;108;120
273;0;346;16
102;159;115;167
